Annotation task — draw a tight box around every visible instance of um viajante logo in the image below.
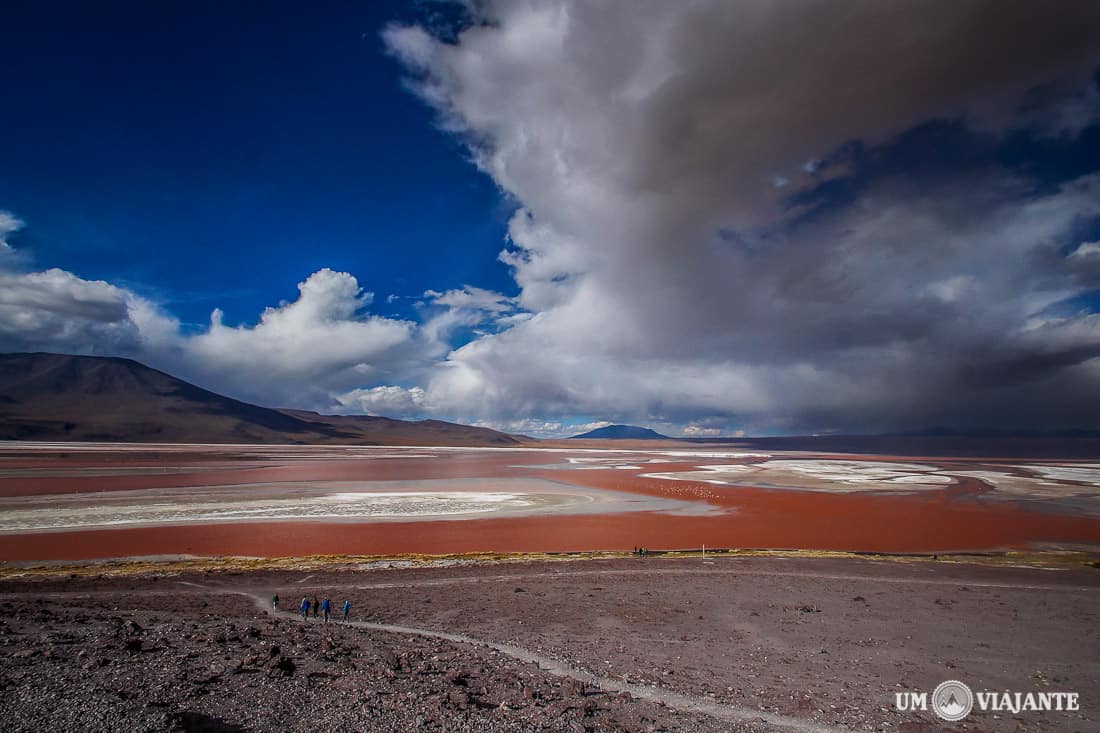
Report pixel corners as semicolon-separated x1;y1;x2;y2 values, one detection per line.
895;680;1080;721
931;680;973;722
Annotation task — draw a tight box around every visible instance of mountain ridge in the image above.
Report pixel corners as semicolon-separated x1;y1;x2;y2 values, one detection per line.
0;352;522;446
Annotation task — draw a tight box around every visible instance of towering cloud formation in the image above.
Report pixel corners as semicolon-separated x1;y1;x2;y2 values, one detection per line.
377;0;1100;433
185;269;415;406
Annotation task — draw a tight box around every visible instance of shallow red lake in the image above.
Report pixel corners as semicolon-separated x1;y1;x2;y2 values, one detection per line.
0;443;1097;560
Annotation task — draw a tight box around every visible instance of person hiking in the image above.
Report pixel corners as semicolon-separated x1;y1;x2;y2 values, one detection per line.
321;597;331;623
342;599;350;622
300;597;310;621
272;593;279;612
311;595;319;618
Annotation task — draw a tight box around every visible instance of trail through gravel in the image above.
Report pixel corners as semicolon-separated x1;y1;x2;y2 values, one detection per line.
238;588;843;733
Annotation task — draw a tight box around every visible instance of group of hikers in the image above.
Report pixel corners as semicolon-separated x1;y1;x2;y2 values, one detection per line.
270;593;350;623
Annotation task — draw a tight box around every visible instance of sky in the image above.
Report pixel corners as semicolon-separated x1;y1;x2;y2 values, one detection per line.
2;1;1100;438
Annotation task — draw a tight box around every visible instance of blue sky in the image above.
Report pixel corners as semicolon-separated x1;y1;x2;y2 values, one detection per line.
2;2;1100;437
1;1;512;329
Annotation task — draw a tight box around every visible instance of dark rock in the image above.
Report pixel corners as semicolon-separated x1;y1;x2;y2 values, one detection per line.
381;649;401;671
167;711;248;732
268;655;295;676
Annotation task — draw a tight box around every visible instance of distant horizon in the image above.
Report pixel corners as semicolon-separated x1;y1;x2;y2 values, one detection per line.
6;350;1100;444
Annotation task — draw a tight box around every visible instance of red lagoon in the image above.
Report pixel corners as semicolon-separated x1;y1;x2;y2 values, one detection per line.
0;444;1097;560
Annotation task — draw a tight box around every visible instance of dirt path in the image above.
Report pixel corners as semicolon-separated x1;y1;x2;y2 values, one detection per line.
237;589;842;733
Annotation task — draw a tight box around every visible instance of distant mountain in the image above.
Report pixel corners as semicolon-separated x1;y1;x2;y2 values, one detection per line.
680;433;1100;459
0;353;522;446
278;409;523;446
881;427;1100;439
570;424;669;440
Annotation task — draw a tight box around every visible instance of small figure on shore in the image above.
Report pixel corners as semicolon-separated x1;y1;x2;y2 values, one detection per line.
342;599;350;622
321;597;331;623
272;593;279;612
300;596;310;621
311;595;319;618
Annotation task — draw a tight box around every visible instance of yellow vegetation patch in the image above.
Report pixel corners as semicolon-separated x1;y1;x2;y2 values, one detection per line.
1;546;1096;580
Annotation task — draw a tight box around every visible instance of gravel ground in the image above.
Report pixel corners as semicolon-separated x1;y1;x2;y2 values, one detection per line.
1;555;1097;732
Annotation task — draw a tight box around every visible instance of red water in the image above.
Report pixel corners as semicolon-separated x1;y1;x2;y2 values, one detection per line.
0;447;1097;560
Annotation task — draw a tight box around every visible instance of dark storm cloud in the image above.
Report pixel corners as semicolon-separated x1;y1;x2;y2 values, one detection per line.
630;1;1100;219
381;0;1100;433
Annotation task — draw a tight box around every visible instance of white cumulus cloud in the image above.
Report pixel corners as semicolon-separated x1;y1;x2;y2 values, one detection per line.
182;269;415;406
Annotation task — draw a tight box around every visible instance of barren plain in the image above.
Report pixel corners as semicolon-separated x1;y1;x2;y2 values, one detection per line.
1;556;1098;732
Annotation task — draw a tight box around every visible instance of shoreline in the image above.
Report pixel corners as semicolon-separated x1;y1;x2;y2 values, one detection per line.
3;546;1097;579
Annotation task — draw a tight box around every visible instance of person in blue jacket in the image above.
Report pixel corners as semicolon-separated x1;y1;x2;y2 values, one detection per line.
321;597;331;623
342;599;351;622
300;596;310;621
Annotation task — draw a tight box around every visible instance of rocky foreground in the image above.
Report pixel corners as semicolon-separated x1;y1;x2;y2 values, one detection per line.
1;555;1097;732
0;593;705;732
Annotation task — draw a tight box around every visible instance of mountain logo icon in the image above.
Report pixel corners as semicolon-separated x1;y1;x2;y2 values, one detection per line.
932;679;974;721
